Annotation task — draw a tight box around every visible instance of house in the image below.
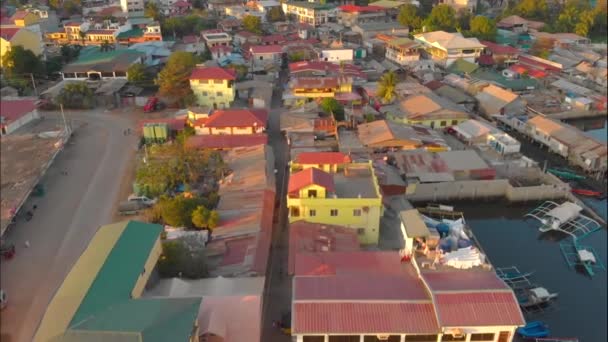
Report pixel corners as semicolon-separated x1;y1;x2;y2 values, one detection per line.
385;37;420;66
218;17;243;32
61;47;144;80
249;45;283;71
338;4;387;28
290;151;352;173
475;84;526;117
34;221;201;342
286;76;353;103
530;31;591;49
234;30;262;46
287;162;383;244
1;99;39;135
201;30;232;49
289;61;367;82
189;66;236;109
9;10;39;27
479;40;519;67
120;0;144;13
282;1;337;27
62;21;90;42
0;27;42;66
497;15;545;33
386;93;469;129
208;0;243;13
210;45;232;60
191;108;268;135
318;48;353;63
414;31;486;67
357;119;449;152
525;115;607;172
261;33;286;45
351;21;408;40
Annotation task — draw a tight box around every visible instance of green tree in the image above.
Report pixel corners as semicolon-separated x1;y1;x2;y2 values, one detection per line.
127;63;147;84
145;2;162;21
266;7;285;22
377;71;397;104
157;239;209;278
1;46;44;77
158;195;200;227
78;30;86;44
243;15;262;34
510;0;549;20
163;17;183;39
156;51;199;106
456;9;473;32
320;98;345;121
469;16;497;41
423;4;457;32
55;82;94;109
191;205;210;229
288;51;306;62
60;44;81;63
207;210;219;229
397;4;422;31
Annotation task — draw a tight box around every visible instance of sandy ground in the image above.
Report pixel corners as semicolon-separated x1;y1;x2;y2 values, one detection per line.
0;108;139;342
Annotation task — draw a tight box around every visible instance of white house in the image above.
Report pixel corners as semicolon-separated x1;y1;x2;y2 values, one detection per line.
319;49;353;63
250;45;283;71
120;0;144;13
414;31;486;67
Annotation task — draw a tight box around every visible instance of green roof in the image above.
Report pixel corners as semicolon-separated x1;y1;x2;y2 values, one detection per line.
285;1;336;10
448;58;479;74
116;28;144;39
70;47;143;66
70;221;163;326
471;69;538;91
59;298;201;342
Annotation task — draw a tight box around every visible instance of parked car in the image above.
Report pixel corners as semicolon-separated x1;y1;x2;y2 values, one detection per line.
127;195;157;207
143;97;165;113
118;201;147;215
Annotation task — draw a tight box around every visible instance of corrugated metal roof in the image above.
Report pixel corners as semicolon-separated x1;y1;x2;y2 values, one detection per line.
293;302;439;334
288;167;335;193
294;152;351;165
295;251;409;276
434;291;525;327
421;271;510;292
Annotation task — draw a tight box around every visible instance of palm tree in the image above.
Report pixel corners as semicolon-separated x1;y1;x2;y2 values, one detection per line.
78;30;86;45
377;71;397;104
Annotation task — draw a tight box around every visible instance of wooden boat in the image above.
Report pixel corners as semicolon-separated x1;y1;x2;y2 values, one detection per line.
517;321;549;338
548;168;585;181
571;188;603;198
517;287;558;309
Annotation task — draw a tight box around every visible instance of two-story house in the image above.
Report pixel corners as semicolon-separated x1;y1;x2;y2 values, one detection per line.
414;31;486;67
1;27;43;67
191;108;268;135
63;21;90;42
282;1;337;27
10;10;40;27
385;37;420;66
287;162;383;245
385;92;469;129
201;30;232;49
249;45;283;71
338;4;387;28
189;66;237;109
288;75;353;100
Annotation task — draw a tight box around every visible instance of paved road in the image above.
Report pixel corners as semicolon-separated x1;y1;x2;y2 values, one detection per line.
0;109;138;342
261;70;293;342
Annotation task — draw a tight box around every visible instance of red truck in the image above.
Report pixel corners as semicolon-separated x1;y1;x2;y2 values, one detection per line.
143;97;165;113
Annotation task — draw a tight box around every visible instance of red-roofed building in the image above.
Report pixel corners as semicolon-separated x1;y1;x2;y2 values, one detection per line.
185;134;268;149
189;67;237;108
291;152;352;173
288;167;335;195
288;222;360;275
192;108;267;135
433;291;525;327
338;4;387;28
288;61;367;81
479;41;519;67
261;34;285;45
249;45;283;72
1;99;39;135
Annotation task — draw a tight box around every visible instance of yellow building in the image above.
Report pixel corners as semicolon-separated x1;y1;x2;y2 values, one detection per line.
287;162;383;245
10;10;39;27
0;27;43;67
189;66;237;109
289;75;353;98
85;29;117;43
34;221;201;342
387;93;469;129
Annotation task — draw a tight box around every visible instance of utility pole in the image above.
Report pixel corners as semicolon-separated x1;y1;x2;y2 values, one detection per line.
30;73;38;96
59;104;69;135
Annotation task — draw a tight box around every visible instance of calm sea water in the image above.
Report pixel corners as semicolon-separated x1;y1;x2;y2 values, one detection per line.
448;201;607;342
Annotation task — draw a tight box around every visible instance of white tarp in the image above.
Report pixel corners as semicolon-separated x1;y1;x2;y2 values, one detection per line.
442;246;485;269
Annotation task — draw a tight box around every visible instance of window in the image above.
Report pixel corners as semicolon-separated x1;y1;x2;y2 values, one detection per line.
290;207;300;217
216;91;223;96
404;336;438;342
309;209;316;217
329;336;359;342
470;334;495;341
307;189;317;198
330;209;338;216
353;209;362;216
202;91;208;96
440;120;447;127
303;337;325;342
259;56;263;60
357;228;365;235
441;335;466;341
452;120;458;125
364;336;400;342
213;79;223;84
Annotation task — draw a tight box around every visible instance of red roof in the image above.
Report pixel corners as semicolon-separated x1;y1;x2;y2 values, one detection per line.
421;271;510;292
63;21;82;27
478;54;495;66
295;251;407;276
0;27;20;41
219;236;255;266
288;222;360;275
173;0;190;7
295;152;351;165
250;44;283;54
1;100;37;124
204;109;268;128
518;55;562;72
288;167;335;193
434;291;525;327
509;64;547;78
339;5;384;13
261;34;285;44
292;77;339;89
189;67;236;80
480;40;519;55
86;29;115;35
252;189;275;274
293;302;439;334
185;134;267;149
182;35;198;44
424;80;444;90
294;273;429;300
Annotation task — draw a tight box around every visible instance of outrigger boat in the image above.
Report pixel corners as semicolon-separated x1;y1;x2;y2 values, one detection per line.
517;321;549;338
571;188;604;198
517;287;558;309
547;168;585;181
560;239;606;277
496;266;535;283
